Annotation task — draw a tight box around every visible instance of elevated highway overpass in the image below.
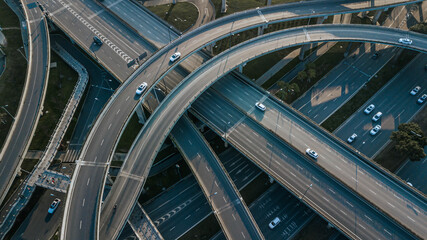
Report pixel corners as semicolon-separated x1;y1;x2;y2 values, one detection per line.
58;0;426;239
0;1;50;205
98;24;427;239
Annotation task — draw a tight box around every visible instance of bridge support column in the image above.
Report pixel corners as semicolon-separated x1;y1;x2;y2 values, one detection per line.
206;41;216;54
372;10;383;25
258;25;266;36
344;43;353;57
316;16;327;24
221;0;227;13
172;0;176;4
299;44;309;61
136;103;146;124
342;13;352;24
266;0;271;6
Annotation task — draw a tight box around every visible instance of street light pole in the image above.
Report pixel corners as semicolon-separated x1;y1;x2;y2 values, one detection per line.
175;164;181;179
1;105;15;120
224;121;230;139
300;184;312;201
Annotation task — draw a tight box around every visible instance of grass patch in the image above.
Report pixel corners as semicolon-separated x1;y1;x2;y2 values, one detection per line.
115;113;143;153
29;52;78;150
147;2;198;32
0;1;26;148
375;104;427;172
321;50;418;133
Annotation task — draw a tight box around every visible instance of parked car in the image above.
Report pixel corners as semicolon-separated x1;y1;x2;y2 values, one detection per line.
370;125;381;136
372;112;382;122
48;198;61;214
347;133;357;143
398;38;412;45
364;104;375;114
170;52;181;62
306;148;318;160
136;82;148;95
93;36;103;46
255;102;266;111
410;86;421;95
269;217;281;229
417;94;427;104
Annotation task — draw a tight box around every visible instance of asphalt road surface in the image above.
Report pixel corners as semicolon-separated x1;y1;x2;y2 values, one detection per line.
102;25;427;239
170;116;263;239
335;53;427;157
0;2;50;205
396;146;427;194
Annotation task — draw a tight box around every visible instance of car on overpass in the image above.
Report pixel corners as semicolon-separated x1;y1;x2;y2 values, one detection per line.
170;52;181;62
372;112;382;122
306;148;318;160
410;86;421;95
398;37;412;45
417;94;427;104
255;102;266;111
136;82;148;95
268;217;281;229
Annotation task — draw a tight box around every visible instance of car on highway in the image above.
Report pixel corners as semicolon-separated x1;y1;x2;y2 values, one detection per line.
410;86;421;95
372;52;379;60
93;36;103;46
255;102;266;111
370;125;381;136
347;133;357;143
306;148;318;160
170;52;181;62
364;104;375;114
417;94;427;104
136;82;148;95
269;217;281;229
372;112;382;122
48;198;61;214
398;38;412;45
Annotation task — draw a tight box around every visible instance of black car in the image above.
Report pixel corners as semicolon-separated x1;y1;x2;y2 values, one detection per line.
372;52;379;59
93;36;103;46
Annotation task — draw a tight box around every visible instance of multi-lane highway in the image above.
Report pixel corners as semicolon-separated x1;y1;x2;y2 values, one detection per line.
99;24;427;239
335;54;427;157
0;1;50;205
58;0;426;238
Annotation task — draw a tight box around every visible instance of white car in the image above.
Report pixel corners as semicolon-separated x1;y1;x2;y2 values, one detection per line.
48;198;61;214
306;148;318;160
269;217;281;229
136;82;148;95
398;38;412;45
255;102;266;111
372;112;382;122
410;86;421;95
347;133;357;143
170;52;181;62
370;125;381;136
417;94;427;104
364;104;375;114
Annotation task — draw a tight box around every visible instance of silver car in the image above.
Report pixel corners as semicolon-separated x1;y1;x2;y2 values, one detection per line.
306;148;318;159
398;38;412;45
372;112;382;122
347;133;357;143
410;86;421;95
364;104;375;114
255;102;266;111
370;125;381;135
170;52;181;62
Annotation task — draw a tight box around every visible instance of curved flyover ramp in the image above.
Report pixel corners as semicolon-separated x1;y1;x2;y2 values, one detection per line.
0;1;50;205
99;25;427;240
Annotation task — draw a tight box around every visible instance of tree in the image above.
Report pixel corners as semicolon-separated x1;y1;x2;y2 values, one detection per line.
297;71;307;81
390;123;427;161
275;89;287;101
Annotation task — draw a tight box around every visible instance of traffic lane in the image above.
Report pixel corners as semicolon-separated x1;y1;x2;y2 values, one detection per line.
293;45;398;123
171;117;262;240
65;166;103;240
336;54;427;157
250;184;313;239
212;74;426;231
12;190;65;240
396;147;427;194
192;88;415;239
